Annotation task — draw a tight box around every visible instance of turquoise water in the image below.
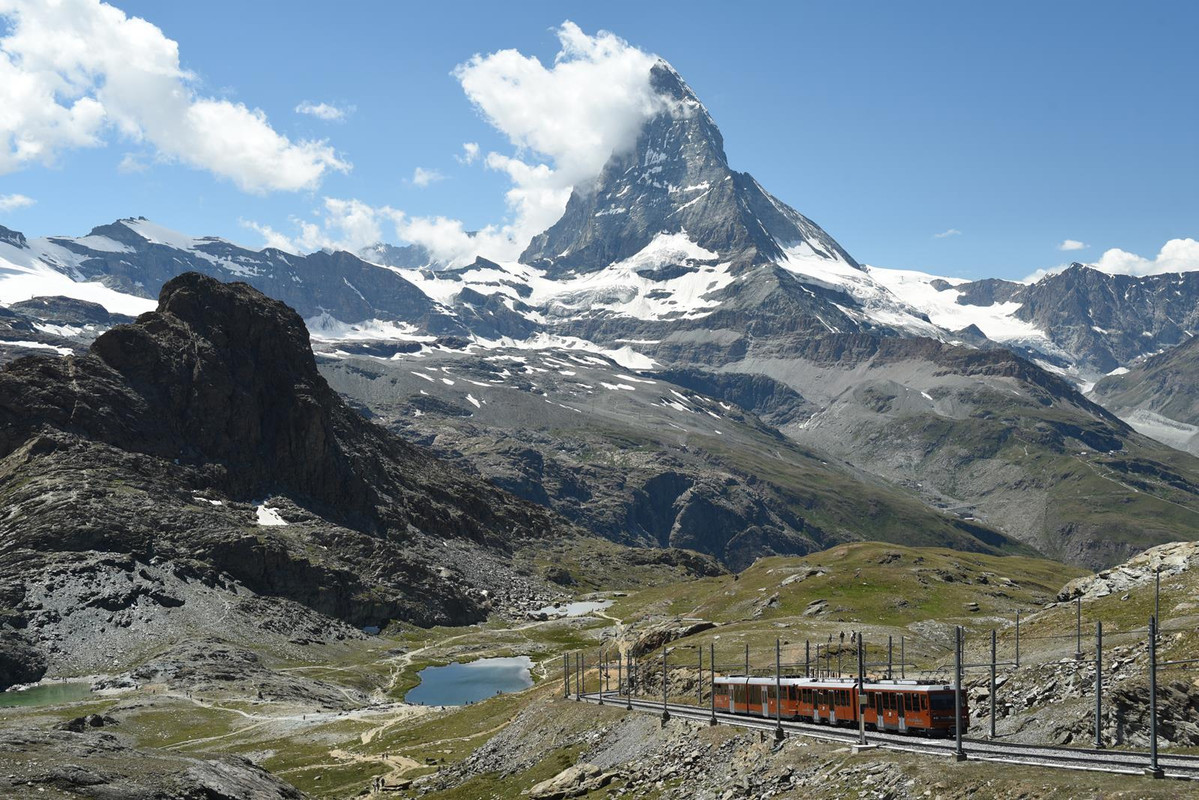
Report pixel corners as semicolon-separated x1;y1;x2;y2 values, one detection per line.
406;656;533;706
0;683;93;708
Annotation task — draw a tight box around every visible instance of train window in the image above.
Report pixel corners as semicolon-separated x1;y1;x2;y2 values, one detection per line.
920;695;928;711
930;694;954;710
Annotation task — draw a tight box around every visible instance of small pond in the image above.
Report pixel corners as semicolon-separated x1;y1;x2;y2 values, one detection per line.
534;599;613;618
0;682;93;708
406;656;533;706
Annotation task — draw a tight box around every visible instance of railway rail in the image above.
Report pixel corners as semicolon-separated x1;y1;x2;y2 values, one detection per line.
577;691;1199;782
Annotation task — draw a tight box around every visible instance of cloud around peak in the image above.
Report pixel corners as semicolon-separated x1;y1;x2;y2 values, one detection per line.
252;21;671;264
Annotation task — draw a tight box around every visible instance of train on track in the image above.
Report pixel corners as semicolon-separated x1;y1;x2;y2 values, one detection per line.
712;676;968;735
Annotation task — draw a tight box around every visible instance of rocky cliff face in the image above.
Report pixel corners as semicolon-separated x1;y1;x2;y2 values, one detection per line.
319;347;1023;571
730;333;1199;567
1090;334;1199;455
0;273;590;688
951;264;1199;376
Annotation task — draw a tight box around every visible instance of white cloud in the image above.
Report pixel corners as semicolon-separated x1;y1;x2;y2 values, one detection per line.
295;101;351;122
430;20;667;261
0;0;349;192
117;152;149;173
243;197;405;254
1092;238;1199;276
1058;239;1088;251
0;193;35;211
249;22;671;265
1024;237;1199;282
411;166;445;188
934;228;962;239
456;142;480;164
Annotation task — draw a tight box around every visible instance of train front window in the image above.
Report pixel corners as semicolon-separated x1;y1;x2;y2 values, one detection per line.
929;694;955;710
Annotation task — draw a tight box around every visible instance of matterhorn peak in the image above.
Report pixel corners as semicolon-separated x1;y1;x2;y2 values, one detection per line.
520;60;858;276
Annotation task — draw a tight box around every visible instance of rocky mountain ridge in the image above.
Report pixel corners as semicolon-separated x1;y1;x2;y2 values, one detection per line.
2;273;716;690
4;60;1199;571
1090;333;1199;456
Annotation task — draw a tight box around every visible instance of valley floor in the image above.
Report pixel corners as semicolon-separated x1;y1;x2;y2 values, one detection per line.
2;541;1199;799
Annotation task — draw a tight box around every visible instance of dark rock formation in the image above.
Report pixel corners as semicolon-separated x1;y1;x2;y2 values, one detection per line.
0;273;588;680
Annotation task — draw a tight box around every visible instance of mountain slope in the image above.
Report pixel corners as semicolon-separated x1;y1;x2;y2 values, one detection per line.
0;273;720;688
319;345;1024;571
741;333;1199;566
1090;333;1199;455
1;217;451;327
6;59;1199;572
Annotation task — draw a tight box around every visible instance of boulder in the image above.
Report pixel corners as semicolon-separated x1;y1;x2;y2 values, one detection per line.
527;763;615;799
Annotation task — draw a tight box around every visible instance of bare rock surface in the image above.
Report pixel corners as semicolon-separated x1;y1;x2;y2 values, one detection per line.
0;728;305;799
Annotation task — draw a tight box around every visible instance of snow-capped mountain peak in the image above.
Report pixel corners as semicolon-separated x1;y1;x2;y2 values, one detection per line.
520;61;858;277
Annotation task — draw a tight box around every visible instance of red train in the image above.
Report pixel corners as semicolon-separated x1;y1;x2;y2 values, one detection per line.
712;676;968;735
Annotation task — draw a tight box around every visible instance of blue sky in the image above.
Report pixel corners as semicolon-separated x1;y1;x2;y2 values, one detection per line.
1;0;1196;280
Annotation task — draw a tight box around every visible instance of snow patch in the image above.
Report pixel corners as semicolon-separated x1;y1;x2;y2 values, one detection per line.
255;505;288;526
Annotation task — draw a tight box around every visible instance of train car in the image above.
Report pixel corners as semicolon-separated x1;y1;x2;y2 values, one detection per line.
712;676;968;736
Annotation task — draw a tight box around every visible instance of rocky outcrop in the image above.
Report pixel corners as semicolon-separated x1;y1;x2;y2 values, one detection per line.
0;273;589;678
0;629;46;691
527;763;617;799
1057;540;1199;601
0;728;305;799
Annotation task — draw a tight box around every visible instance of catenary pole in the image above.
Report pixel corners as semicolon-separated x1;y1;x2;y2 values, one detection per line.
805;640;810;678
857;635;867;746
1076;596;1083;658
954;626;966;760
698;647;703;704
775;638;784;741
1155;567;1161;631
1147;617;1162;778
709;642;717;725
598;648;605;705
625;653;632;711
887;635;893;680
901;636;906;679
661;646;670;723
989;629;997;739
1095;621;1103;749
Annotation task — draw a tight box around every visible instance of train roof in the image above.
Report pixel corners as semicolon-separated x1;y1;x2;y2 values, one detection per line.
713;676;956;691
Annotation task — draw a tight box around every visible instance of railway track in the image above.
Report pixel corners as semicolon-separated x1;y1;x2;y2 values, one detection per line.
577;692;1199;781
